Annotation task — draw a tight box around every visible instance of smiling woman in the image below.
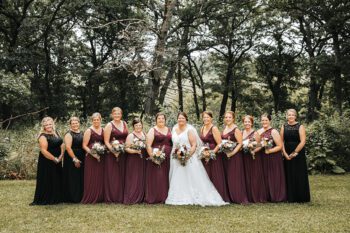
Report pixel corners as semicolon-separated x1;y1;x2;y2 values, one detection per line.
31;117;64;205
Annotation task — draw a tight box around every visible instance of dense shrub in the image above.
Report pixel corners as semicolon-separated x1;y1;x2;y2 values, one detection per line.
306;113;350;174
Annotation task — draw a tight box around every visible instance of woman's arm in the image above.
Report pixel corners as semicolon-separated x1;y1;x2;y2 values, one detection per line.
265;129;283;154
227;128;243;157
212;126;222;153
82;129;92;154
188;130;197;156
280;125;290;160
64;133;81;167
290;125;306;158
253;131;261;154
125;133;141;154
146;128;155;156
104;123;113;151
38;136;59;163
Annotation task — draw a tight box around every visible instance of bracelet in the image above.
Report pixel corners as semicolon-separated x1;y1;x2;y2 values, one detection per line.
72;157;79;163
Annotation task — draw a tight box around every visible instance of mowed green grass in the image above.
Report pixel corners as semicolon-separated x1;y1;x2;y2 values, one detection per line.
0;175;349;233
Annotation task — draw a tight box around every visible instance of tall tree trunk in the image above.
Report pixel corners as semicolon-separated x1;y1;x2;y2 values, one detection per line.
159;60;177;106
159;25;190;106
307;60;320;121
219;55;234;120
144;0;178;115
188;60;200;120
177;63;183;111
189;56;207;111
332;32;343;115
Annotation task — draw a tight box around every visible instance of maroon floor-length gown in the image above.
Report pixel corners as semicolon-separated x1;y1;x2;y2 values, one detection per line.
123;133;146;204
200;126;230;202
260;128;287;202
104;121;128;203
222;127;249;204
242;131;268;203
144;128;171;204
81;129;105;204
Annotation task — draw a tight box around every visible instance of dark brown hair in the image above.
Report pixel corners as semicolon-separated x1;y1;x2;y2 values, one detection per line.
261;113;272;121
155;112;166;122
177;112;188;121
132;117;142;128
202;111;213;118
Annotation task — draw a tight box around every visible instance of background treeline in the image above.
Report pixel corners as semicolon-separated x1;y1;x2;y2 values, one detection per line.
0;0;349;176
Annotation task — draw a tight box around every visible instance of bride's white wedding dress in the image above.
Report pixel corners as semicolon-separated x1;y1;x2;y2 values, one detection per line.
165;124;228;206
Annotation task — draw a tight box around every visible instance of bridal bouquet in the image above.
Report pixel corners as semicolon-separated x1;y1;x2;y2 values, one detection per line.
111;139;125;161
129;138;146;151
218;138;237;154
199;144;216;164
129;138;146;158
90;142;106;162
149;146;166;166
173;143;191;166
261;137;274;149
111;139;125;153
242;138;259;159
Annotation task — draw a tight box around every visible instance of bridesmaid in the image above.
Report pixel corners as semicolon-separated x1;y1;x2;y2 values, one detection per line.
63;117;85;203
281;109;310;203
145;112;172;204
222;111;248;204
200;111;229;202
31;117;64;205
241;115;268;203
103;107;128;203
258;113;287;202
81;113;105;204
124;118;146;204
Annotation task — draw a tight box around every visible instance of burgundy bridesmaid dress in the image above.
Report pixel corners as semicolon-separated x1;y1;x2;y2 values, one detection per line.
104;121;128;203
81;129;105;204
123;133;146;204
260;128;287;202
242;131;268;203
222;128;249;204
144;128;171;204
200;126;230;202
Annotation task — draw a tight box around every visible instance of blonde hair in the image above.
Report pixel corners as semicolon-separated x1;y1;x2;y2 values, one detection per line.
91;112;102;121
242;115;254;124
112;107;122;114
224;111;236;123
68;116;80;125
286;109;298;119
38;116;56;136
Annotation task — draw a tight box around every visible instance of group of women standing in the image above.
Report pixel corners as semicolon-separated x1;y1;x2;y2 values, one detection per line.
31;108;310;206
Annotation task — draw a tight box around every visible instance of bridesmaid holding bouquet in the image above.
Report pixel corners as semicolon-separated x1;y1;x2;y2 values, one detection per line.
103;107;128;203
200;111;229;202
145;113;172;204
81;113;105;204
241;115;268;203
123;118;147;204
258;113;287;202
221;111;248;204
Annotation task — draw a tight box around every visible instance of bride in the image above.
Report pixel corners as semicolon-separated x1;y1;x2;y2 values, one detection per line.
165;112;228;206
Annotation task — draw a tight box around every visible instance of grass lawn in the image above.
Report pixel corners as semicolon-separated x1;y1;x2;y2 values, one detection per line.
0;175;349;233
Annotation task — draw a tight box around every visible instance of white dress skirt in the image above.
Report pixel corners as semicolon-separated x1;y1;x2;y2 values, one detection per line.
165;126;228;206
